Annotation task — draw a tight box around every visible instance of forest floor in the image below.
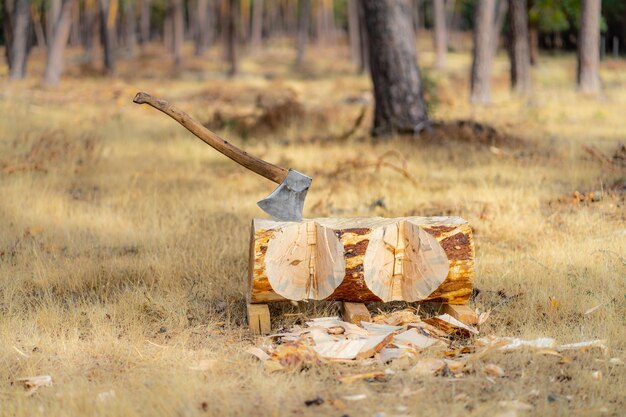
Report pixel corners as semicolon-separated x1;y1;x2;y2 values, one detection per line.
1;39;625;417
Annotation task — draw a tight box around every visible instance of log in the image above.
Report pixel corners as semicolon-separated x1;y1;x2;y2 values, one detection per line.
249;217;474;305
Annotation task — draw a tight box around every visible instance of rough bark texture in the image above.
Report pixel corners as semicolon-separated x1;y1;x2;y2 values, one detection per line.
491;0;508;55
99;0;117;75
8;0;31;79
577;0;601;93
361;0;428;136
249;217;474;305
43;0;74;86
356;0;369;73
508;0;531;94
347;0;361;68
470;0;496;104
433;0;447;70
295;0;310;68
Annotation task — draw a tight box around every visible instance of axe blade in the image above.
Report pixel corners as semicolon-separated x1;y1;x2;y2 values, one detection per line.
257;169;312;222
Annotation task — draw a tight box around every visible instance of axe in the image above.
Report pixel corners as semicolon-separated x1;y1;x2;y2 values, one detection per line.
133;92;311;222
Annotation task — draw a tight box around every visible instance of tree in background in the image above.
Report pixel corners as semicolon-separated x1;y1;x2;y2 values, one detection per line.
433;0;447;70
361;0;429;136
171;0;183;67
224;0;238;76
508;0;531;94
470;0;496;104
577;0;601;93
295;0;310;68
99;0;117;75
250;0;263;50
4;0;32;80
43;0;74;85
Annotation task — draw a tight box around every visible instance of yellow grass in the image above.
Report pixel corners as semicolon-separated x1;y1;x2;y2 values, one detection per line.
1;39;624;416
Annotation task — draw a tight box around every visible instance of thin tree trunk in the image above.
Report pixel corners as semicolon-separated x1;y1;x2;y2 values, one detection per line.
171;0;184;67
491;0;508;56
224;0;238;76
139;0;151;45
240;0;249;41
361;0;428;136
433;0;447;69
47;0;61;44
8;0;31;79
295;0;310;68
43;0;74;85
250;0;263;50
577;0;601;93
357;0;369;73
529;24;538;64
3;0;16;75
470;0;496;104
347;0;360;68
99;0;117;75
31;3;47;49
123;0;137;55
69;0;80;46
508;0;531;94
194;0;209;55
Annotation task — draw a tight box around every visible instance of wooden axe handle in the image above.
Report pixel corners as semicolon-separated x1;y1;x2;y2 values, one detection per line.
133;92;288;184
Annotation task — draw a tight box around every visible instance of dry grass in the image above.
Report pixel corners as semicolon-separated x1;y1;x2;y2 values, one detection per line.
0;39;625;416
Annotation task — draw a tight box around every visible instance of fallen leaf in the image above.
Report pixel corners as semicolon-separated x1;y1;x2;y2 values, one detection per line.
548;296;560;312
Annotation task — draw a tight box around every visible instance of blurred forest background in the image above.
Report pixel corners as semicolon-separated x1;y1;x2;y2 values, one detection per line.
1;1;625;416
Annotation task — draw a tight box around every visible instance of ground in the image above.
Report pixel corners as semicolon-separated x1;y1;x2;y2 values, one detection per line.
0;37;624;416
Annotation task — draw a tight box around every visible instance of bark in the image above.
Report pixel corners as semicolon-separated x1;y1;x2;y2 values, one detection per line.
99;0;117;75
139;0;151;45
362;0;428;136
295;0;310;68
82;0;97;59
43;0;74;86
250;0;263;49
356;0;368;73
508;0;531;94
433;0;447;69
224;0;238;76
470;0;496;104
171;0;184;67
529;24;538;65
194;0;210;55
249;217;474;305
577;0;601;93
47;0;61;44
8;0;31;79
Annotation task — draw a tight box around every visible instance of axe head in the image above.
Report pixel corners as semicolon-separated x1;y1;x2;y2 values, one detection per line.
257;169;312;222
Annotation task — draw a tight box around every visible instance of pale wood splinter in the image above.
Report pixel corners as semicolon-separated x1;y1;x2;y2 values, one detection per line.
247;303;271;335
342;302;372;325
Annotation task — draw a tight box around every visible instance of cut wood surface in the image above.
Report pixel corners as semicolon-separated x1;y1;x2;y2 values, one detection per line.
249;217;474;304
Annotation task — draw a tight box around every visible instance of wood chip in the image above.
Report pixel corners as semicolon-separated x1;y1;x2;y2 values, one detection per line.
584;304;603;315
246;347;271;362
15;375;52;396
485;363;505;377
557;339;608;352
393;329;440;349
411;359;446;375
361;321;403;334
356;333;395;359
338;371;385;384
423;313;479;336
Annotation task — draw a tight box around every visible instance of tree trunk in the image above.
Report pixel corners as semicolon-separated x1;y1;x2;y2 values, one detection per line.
361;0;428;136
356;0;368;73
347;0;360;68
508;0;531;94
194;0;209;55
249;217;474;305
491;0;508;55
30;4;47;49
577;0;601;93
99;0;117;75
47;0;61;44
433;0;447;69
43;0;74;86
470;0;496;104
250;0;263;50
295;0;310;68
529;24;538;64
224;0;238;76
122;0;137;55
83;0;97;60
171;0;184;67
139;0;151;45
8;0;31;79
